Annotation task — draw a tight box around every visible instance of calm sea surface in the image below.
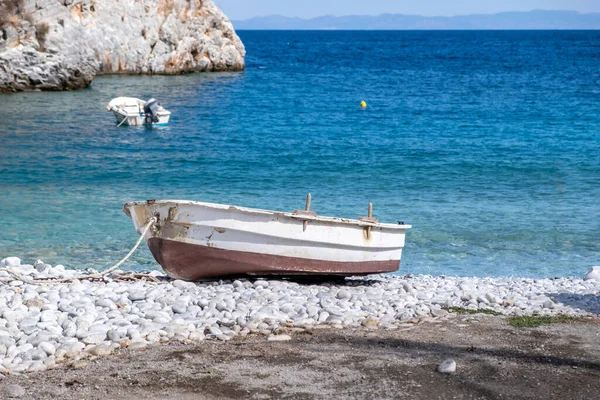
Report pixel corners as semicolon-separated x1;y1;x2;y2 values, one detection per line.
1;31;599;278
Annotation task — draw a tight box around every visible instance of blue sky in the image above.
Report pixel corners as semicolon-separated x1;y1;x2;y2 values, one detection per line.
214;0;600;20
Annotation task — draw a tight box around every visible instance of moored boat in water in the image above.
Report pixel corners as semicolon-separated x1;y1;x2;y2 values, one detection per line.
123;197;411;281
106;97;171;126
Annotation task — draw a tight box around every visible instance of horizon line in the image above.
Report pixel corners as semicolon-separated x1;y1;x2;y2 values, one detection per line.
232;9;600;21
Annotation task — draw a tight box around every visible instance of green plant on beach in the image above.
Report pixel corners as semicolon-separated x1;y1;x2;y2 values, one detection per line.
446;307;586;327
201;367;220;374
445;307;503;316
507;315;580;328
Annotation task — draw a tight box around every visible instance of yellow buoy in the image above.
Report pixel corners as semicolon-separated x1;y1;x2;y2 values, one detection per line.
360;100;367;109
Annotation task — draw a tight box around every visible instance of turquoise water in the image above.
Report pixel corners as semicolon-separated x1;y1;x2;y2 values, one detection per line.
1;31;599;277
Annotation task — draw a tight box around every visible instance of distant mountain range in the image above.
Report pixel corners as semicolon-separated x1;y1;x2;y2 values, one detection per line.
232;10;600;30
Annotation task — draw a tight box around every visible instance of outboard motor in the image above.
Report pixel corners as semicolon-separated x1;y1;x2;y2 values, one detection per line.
144;98;161;124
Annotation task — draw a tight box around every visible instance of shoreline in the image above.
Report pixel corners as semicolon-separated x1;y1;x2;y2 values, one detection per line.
1;256;599;378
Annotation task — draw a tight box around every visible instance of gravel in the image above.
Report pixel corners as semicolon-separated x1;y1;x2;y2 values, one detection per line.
0;256;599;375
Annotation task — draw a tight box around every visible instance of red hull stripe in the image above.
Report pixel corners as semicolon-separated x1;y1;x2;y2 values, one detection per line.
148;238;400;281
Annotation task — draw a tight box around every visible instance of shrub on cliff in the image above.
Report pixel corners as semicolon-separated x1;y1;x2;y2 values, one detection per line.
0;0;25;29
35;22;49;51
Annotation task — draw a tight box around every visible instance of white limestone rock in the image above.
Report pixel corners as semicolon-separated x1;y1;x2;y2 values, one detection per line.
437;359;457;374
0;0;245;92
3;383;26;398
267;334;292;342
0;257;21;268
583;266;600;281
81;332;107;345
39;342;56;356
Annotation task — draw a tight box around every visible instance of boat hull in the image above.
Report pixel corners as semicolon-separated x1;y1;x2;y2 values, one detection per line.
148;237;401;280
111;110;171;126
124;200;411;281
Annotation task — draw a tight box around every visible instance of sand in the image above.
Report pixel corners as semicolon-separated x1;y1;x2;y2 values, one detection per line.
3;314;600;399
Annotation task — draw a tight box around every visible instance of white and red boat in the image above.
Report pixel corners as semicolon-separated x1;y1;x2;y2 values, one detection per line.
123;197;411;281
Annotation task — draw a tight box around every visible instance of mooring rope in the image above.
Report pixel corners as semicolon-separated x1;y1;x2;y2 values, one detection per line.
0;217;157;285
95;217;157;277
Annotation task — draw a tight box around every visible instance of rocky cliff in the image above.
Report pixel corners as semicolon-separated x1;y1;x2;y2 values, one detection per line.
0;0;245;92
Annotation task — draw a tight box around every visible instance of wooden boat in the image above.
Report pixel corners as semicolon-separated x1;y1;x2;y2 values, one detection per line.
123;196;411;281
106;97;171;126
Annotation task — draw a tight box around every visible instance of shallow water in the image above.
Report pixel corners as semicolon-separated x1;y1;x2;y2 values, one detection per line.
1;31;599;277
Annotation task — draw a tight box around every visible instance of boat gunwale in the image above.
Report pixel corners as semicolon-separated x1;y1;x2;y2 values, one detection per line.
110;109;172;117
123;200;412;230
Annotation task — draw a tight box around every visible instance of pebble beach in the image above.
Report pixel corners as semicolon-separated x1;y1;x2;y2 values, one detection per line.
1;256;599;377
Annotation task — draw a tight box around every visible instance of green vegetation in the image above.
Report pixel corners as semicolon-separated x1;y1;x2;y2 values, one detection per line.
507;315;580;328
256;373;271;379
446;307;586;327
202;367;220;374
445;307;503;316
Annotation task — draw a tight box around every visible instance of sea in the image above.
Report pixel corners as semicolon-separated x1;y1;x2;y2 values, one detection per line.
1;31;599;278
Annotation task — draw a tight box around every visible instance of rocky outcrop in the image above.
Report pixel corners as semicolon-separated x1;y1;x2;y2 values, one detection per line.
0;0;245;92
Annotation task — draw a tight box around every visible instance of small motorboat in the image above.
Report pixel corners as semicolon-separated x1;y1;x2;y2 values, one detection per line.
106;97;171;126
123;195;411;281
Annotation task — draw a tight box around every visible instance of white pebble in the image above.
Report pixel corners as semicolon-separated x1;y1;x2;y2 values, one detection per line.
583;266;600;281
3;383;26;398
437;359;457;374
268;334;292;342
38;342;56;356
81;332;107;345
0;257;21;268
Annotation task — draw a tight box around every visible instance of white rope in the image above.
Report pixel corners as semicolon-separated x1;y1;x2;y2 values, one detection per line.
94;217;157;276
0;217;157;285
116;108;130;127
0;268;32;284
